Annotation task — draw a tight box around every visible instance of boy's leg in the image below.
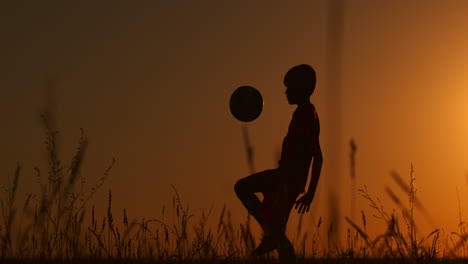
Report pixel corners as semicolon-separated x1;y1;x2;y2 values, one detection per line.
234;169;278;233
277;233;296;264
235;169;298;262
260;184;299;262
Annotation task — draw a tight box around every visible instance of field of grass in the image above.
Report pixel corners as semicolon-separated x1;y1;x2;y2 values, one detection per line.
2;112;468;263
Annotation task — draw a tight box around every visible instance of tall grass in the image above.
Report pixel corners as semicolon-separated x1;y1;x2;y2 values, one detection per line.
1;106;267;261
2;114;468;262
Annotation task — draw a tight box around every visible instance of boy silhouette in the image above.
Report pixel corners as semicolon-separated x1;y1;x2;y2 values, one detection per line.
234;64;323;263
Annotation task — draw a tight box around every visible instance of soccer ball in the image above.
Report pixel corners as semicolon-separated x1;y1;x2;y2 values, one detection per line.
229;86;263;122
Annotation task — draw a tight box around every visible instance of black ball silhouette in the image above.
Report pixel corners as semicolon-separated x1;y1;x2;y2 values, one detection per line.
229;86;263;122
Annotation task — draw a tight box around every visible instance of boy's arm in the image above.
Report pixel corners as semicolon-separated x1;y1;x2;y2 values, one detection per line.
295;144;323;214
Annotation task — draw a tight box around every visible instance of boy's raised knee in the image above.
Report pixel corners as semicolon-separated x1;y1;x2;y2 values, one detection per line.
234;179;244;197
234;180;242;195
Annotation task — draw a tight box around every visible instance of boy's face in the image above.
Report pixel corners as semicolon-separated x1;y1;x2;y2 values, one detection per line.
285;84;305;105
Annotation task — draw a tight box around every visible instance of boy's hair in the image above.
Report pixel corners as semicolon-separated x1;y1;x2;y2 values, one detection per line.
284;64;316;96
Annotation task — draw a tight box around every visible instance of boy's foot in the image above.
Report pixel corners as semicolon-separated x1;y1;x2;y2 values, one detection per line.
278;238;297;264
250;235;277;257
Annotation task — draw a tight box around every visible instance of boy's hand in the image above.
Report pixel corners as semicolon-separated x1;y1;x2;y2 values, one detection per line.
295;192;314;214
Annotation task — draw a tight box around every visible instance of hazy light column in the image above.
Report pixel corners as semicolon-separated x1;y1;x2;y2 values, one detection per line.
325;0;345;244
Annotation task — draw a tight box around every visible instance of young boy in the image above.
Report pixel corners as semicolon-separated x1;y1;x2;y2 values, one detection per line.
234;64;323;262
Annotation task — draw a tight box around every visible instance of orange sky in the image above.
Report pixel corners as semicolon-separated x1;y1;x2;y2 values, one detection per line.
1;0;468;250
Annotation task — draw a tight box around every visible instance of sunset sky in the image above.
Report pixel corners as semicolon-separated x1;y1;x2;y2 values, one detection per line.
1;0;468;246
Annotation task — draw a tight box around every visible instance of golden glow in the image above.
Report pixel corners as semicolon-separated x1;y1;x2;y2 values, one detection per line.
1;1;468;256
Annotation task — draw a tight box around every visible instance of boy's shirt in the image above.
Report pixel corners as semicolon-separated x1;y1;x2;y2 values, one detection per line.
278;103;320;191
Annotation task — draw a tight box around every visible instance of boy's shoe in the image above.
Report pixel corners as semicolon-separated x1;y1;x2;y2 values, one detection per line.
277;238;297;264
250;235;277;257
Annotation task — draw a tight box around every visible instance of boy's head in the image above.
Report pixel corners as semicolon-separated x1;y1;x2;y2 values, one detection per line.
284;64;316;105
